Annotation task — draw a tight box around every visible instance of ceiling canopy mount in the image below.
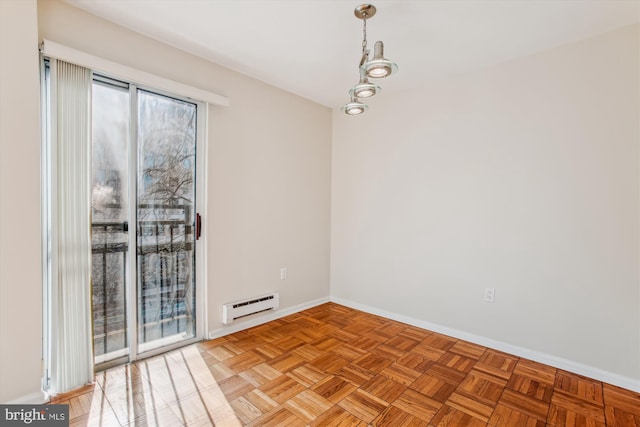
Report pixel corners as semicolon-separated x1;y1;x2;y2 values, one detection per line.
354;4;376;20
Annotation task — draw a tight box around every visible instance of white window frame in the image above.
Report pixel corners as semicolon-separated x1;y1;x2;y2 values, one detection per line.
40;39;229;107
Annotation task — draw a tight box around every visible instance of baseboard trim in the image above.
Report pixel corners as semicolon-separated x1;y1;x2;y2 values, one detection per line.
207;296;331;340
3;390;48;405
331;296;640;393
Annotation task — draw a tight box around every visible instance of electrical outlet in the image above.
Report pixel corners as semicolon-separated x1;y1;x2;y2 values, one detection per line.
484;287;495;303
280;267;288;280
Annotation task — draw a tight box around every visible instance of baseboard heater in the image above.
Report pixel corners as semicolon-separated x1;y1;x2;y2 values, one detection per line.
222;292;280;324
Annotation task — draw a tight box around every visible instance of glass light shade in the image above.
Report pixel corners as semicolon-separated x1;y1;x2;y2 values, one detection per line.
362;41;397;78
341;97;368;115
349;76;381;99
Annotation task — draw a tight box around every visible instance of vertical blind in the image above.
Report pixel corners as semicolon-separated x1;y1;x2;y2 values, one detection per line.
49;60;94;394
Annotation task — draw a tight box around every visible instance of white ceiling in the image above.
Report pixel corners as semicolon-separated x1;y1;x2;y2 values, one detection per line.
64;0;639;109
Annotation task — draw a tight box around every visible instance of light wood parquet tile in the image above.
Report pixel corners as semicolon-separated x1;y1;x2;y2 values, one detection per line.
412;343;448;361
410;373;458;402
337;388;389;423
222;350;265;373
283;389;333;423
48;302;640;426
253;343;284;360
265;353;306;373
555;370;605;405
330;342;367;361
450;340;487;360
379;362;423;386
373;405;427;426
207;360;238;382
437;352;477;374
229;394;265;424
217;342;244;357
328;328;360;343
365;330;397;345
259;375;306;404
205;344;237;362
350;334;385;351
396;351;434;373
310;352;350;373
334;363;376;386
457;370;507;405
498;388;550;422
252;328;285;343
286;364;327;389
352;353;393;373
548;389;606;426
371;343;408;360
233;335;267;352
311;375;358;403
245;406;305;427
392;388;442;422
386;335;420;352
217;375;255;401
603;383;640;427
430;404;490;427
547;371;608;426
398;326;433;342
272;335;305;352
291;343;324;361
360;374;407;403
507;369;555;402
423;333;458;351
489;403;546;427
241;389;278;414
312;336;345;352
428;362;469;386
474;349;519;380
374;321;408;338
238;362;282;387
291;327;324;344
309;405;368;426
446;390;495;422
513;358;557;384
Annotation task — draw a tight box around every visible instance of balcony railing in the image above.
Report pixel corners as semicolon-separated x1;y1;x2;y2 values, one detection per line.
91;204;195;362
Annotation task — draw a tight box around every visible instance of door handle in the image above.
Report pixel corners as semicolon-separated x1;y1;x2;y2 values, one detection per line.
196;213;202;240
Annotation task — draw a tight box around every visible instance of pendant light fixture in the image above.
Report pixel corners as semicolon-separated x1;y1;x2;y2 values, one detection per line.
341;4;398;116
341;96;369;115
349;73;381;99
362;40;398;78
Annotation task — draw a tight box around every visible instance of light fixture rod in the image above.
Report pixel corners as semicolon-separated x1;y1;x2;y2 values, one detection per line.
362;18;368;54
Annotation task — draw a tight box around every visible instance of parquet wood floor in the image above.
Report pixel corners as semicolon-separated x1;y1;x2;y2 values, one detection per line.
49;303;640;426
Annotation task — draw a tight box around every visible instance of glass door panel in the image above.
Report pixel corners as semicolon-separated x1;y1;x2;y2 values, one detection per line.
91;80;130;365
136;89;197;353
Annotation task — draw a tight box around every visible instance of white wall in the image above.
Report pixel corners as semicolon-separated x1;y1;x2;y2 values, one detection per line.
37;0;332;335
332;24;639;388
0;0;44;403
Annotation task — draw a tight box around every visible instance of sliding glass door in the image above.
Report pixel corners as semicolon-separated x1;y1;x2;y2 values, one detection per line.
91;78;201;368
91;78;131;365
136;89;197;353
